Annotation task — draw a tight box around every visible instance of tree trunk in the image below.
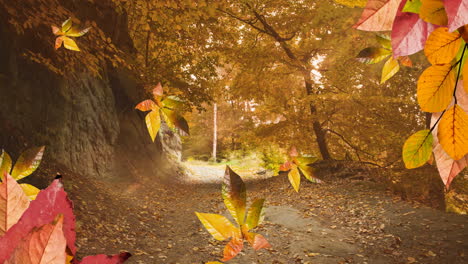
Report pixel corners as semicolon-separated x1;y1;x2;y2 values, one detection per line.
212;103;218;162
304;78;332;160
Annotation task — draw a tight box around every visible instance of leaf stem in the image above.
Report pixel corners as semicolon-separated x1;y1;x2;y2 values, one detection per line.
453;44;468;105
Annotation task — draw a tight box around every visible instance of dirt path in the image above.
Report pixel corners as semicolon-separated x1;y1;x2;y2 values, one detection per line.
63;164;468;264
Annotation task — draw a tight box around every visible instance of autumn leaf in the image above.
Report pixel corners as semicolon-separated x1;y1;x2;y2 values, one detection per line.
221;166;246;225
145;110;161;142
221;236;243;262
438;105;468;160
0;150;12;181
381;56;400;83
5;214;66;264
135;100;157;111
288;165;301;192
376;34;392;49
196;166;270;261
464;55;468;93
402;0;422;13
19;183;40;200
419;0;448;26
332;0;367;8
0;174;30;236
398;56;413;66
63;36;80;51
356;47;392;64
424;27;462;65
417;63;455;112
443;0;468;32
195;213;238;241
245;199;265;230
52;18;89;51
76;252;132;264
10;146;45;181
0;179;76;262
392;0;438;57
353;0;401;31
152;82;164;98
402;130;433;169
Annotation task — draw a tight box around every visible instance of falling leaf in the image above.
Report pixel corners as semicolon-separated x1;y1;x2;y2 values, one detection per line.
438;105;468;160
145;110;161;142
417;63;455;112
444;0;468;32
381;56;400;83
402;130;433;169
356;47;392;64
0;179;76;262
5;215;66;264
76;252;132;264
19;183;40;200
353;0;401;31
424;27;462;65
10;146;45;181
135;100;157;112
288;165;301;192
0;150;12;181
195;213;238;241
419;0;448;26
221;235;243;262
245;199;265;230
222;166;246;225
431;82;468;188
402;0;422;13
392;0;438;57
152;83;164;98
0;174;30;236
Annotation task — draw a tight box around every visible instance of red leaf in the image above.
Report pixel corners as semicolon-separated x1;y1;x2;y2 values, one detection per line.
75;252;131;264
391;0;438;57
444;0;468;32
431;81;468;188
152;83;164;98
0;179;76;262
5;215;67;264
353;0;401;31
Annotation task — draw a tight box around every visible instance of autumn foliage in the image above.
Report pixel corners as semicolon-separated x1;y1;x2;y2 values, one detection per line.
352;0;468;188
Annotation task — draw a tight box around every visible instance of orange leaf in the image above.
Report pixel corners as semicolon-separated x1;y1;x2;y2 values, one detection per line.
135;100;157;112
5;214;67;264
221;236;243;262
245;232;271;250
417;64;455;112
398;56;413;67
464;57;468;94
419;0;448;26
424;27;462;65
55;36;64;50
0;174;30;236
438;105;468;160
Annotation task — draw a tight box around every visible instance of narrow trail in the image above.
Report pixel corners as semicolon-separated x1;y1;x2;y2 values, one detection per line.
61;163;468;264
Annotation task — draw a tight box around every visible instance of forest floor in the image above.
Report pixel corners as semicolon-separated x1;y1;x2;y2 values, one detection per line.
45;161;468;264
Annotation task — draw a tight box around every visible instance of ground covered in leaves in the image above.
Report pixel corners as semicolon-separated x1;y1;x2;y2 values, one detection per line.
39;163;468;264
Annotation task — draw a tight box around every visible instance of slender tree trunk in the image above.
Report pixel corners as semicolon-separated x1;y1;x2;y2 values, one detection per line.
212;103;218;162
304;78;332;160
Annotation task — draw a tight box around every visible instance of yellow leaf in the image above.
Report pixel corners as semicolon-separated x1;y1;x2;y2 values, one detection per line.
195;212;238;241
402;130;433;169
62;36;80;51
288;165;301;192
20;183;40;200
417;64;455;112
419;0;447;26
381;56;400;83
424;27;462;65
438;105;468;160
0;174;30;236
145;109;161;142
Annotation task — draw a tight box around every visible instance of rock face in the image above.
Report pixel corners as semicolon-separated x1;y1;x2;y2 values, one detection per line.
0;1;183;182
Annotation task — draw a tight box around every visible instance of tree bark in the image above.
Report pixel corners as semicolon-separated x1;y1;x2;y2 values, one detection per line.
305;78;331;160
212;103;218;162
